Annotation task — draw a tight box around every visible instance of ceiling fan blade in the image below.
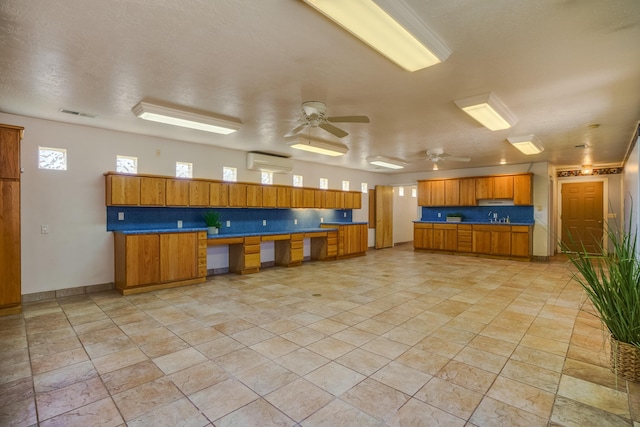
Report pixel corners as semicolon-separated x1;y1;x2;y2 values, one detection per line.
284;123;308;137
327;115;370;123
446;156;471;162
319;122;348;138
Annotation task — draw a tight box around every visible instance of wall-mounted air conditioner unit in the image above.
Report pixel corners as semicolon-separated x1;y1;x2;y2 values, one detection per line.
246;152;293;174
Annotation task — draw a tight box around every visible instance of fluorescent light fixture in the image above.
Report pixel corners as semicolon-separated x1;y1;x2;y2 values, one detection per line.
288;137;348;156
368;156;406;169
507;135;544;155
132;101;242;135
454;92;517;131
303;0;451;72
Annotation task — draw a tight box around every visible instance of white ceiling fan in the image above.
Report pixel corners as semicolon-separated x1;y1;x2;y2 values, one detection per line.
284;101;369;138
426;148;471;164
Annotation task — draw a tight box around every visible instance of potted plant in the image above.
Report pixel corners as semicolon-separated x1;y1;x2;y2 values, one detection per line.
202;210;222;235
563;215;640;381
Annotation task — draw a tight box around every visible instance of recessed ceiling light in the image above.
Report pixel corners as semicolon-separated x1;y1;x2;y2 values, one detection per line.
499;159;507;165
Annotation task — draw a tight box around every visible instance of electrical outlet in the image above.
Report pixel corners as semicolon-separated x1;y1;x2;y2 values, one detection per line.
343;212;347;218
262;220;267;226
226;220;231;227
41;224;49;234
320;217;324;223
118;212;125;221
437;212;441;218
294;219;298;225
177;220;183;228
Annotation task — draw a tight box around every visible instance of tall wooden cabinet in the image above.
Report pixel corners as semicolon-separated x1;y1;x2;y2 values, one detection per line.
0;124;24;316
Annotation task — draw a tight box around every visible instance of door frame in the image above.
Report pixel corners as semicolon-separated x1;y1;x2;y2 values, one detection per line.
556;177;609;253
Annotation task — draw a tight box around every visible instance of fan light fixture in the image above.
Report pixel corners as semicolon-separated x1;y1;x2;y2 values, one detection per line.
132;101;242;135
582;164;593;174
507;135;544;155
368;156;406;170
288;137;348;157
454;92;517;131
302;0;451;72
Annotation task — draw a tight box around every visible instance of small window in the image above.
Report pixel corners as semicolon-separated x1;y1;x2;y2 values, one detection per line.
176;162;193;178
293;175;303;187
342;180;350;191
412;188;417;198
398;187;404;197
319;178;328;190
116;155;137;174
361;183;368;194
38;147;67;170
261;171;273;185
223;166;237;182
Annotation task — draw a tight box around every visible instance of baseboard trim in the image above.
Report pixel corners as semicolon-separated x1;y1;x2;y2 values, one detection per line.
22;282;114;303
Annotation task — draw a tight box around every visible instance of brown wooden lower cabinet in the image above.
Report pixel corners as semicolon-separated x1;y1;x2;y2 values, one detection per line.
321;223;367;258
414;222;531;259
114;231;206;295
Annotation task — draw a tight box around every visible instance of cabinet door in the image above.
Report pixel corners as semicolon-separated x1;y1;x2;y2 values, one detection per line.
125;234;160;286
475;177;493;199
160;233;197;282
210;182;229;207
0;126;21;180
228;183;247;207
414;224;434;249
0;181;20;306
140;177;165;206
472;230;492;254
303;189;315;208
511;227;531;257
491;230;511;255
493;176;514;199
314;190;325;208
166;179;189;206
431;180;445;206
189;181;210;206
107;175;141;205
246;185;263;207
349;192;362;209
434;224;457;250
262;186;277;207
444;180;460;206
513;174;532;205
417;181;431;206
276;186;291;208
291;188;304;208
459;178;476;206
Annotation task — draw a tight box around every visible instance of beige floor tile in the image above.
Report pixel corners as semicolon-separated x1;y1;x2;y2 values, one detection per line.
470;396;548;427
36;376;109;421
519;333;569;356
250;336;300;359
436;360;497;394
501;359;561;393
33;360;97;393
235;361;299;395
0;396;37;427
557;374;630;417
276;348;330;376
264;378;334;422
101;360;165;395
169;361;229;395
190;378;259;421
468;334;517;358
231;326;277;346
360;337;410;360
386;398;466;427
38;397;123;427
301;398;379;427
551;395;632;427
510;345;566;373
395;347;450;375
127;397;209;427
304;361;365;396
178;325;225;346
562;357;625;392
371;361;432;395
214;347;271;375
341;378;409;423
152;347;208;375
195;335;244;359
454;346;508;374
306;336;356;360
216;398;295;427
112;377;183;421
92;347;148;375
415;377;483;419
487;375;555;419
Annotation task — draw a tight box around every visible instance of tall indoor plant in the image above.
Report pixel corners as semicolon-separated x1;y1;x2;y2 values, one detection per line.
564;214;640;380
202;210;222;235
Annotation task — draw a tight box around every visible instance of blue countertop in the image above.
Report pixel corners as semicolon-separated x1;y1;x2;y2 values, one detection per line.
114;227;338;237
322;222;368;225
413;220;534;226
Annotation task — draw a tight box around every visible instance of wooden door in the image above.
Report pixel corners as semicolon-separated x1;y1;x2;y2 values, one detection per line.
561;181;604;253
375;185;393;249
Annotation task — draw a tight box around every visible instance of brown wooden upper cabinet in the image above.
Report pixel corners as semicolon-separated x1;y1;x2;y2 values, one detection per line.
459;178;476;206
189;181;210;206
228;183;247;207
262;185;278;208
107;175;141;205
140;177;165;206
166;179;190;206
513;174;533;205
210;182;229;207
276;186;291;208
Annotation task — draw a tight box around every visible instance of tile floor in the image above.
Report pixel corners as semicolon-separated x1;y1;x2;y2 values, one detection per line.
1;244;639;426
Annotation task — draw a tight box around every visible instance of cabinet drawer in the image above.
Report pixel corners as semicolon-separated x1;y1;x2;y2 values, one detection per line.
197;231;207;240
245;236;261;245
511;225;530;232
290;233;304;241
245;253;261;268
291;241;303;250
327;237;338;245
458;242;472;252
198;265;208;277
414;223;433;229
245;244;260;255
198;247;207;258
198;257;207;267
458;224;472;231
291;249;304;261
434;223;457;230
198;240;208;250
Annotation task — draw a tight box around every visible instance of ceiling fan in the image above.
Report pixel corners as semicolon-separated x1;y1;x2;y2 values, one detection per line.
426;148;471;164
284;101;369;138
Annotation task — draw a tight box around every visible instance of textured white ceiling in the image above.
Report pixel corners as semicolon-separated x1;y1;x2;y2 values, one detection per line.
1;0;639;173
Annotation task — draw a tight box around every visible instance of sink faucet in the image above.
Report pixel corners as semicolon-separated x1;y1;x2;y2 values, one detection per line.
488;211;494;223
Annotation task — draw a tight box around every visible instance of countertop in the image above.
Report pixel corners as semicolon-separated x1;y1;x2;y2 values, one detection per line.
113;227;337;237
322;221;368;225
413;220;534;226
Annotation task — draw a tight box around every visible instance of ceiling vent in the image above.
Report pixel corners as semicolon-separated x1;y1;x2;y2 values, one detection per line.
246;152;293;174
59;108;96;118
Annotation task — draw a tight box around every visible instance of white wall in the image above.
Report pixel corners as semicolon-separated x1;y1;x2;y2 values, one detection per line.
2;112;385;294
623;134;639;235
392;185;418;244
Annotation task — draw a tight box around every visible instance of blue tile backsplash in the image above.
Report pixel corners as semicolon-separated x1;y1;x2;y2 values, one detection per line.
106;207;352;233
421;206;534;223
